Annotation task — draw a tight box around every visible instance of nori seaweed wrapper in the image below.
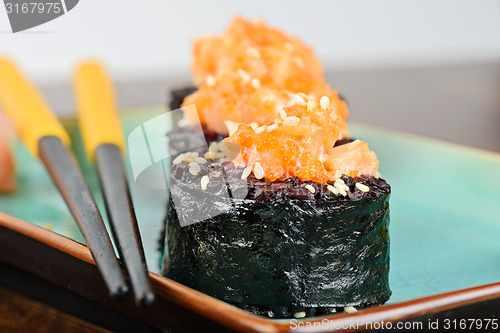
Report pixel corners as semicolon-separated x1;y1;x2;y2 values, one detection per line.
161;161;391;318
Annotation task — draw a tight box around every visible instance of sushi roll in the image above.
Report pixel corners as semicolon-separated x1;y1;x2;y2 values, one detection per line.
162;94;391;318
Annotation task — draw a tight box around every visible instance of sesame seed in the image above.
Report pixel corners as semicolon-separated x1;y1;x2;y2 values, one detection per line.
355;183;370;193
283;116;300;126
191;152;199;158
266;123;279;132
206;75;216;86
183;153;195;163
274;118;282;125
338;188;347;196
241;166;252;180
204;151;214;160
209;142;219;153
283;99;295;108
254;162;264;179
344;306;357;314
307;100;317;112
333;170;343;180
293;93;307;106
214;152;226;159
218;158;231;163
172;154;185;165
255;125;267;134
237;68;250;82
297;92;309;99
246;47;260;58
293;311;306;319
334;178;349;192
279;109;287;120
194;157;207;164
188;162;201;176
305;184;316;193
251;77;261;89
249;122;259;130
327;185;339;194
200;175;209;190
374;170;381;179
320;96;330;109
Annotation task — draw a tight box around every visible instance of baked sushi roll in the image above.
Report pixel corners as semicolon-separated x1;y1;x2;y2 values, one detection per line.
162;95;391;318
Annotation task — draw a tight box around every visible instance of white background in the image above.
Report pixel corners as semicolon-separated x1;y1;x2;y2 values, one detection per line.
0;0;499;83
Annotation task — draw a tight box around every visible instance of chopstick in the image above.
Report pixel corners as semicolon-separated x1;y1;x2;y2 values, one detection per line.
0;59;128;300
74;62;154;306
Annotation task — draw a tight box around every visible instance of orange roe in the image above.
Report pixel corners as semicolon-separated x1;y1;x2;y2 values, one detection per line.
225;95;379;183
182;16;349;135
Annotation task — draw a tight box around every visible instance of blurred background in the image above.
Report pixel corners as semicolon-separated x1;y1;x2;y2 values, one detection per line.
1;0;500;151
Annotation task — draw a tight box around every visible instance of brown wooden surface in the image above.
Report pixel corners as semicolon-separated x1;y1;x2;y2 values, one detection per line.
0;285;110;333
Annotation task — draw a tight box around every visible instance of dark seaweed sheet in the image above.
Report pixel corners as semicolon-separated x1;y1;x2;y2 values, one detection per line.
162;164;391;318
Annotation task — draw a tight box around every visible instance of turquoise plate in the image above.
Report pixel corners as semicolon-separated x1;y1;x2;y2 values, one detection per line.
1;106;499;306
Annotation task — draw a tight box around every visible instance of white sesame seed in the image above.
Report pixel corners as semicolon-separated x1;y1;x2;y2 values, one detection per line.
355;183;370;193
251;78;261;89
172;154;185;165
333;170;343;180
218;158;231;163
283;99;295;108
338;188;347;196
206;75;216;86
214;152;226;159
327;185;339;194
280;109;287;120
249;122;259;131
209;142;219;153
374;170;381;179
255;125;267;134
334;178;349;192
191;152;199;158
293;93;307;106
293;311;306;319
204;151;214;160
254;162;264;179
200;175;210;190
320;96;330;109
307;100;317;112
274;118;282;125
183;153;195;163
282;116;300;126
344;306;357;314
266;123;279;132
305;184;316;193
194;157;207;164
188;162;201;176
246;47;260;58
237;68;251;83
241;166;252;180
297;92;309;99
